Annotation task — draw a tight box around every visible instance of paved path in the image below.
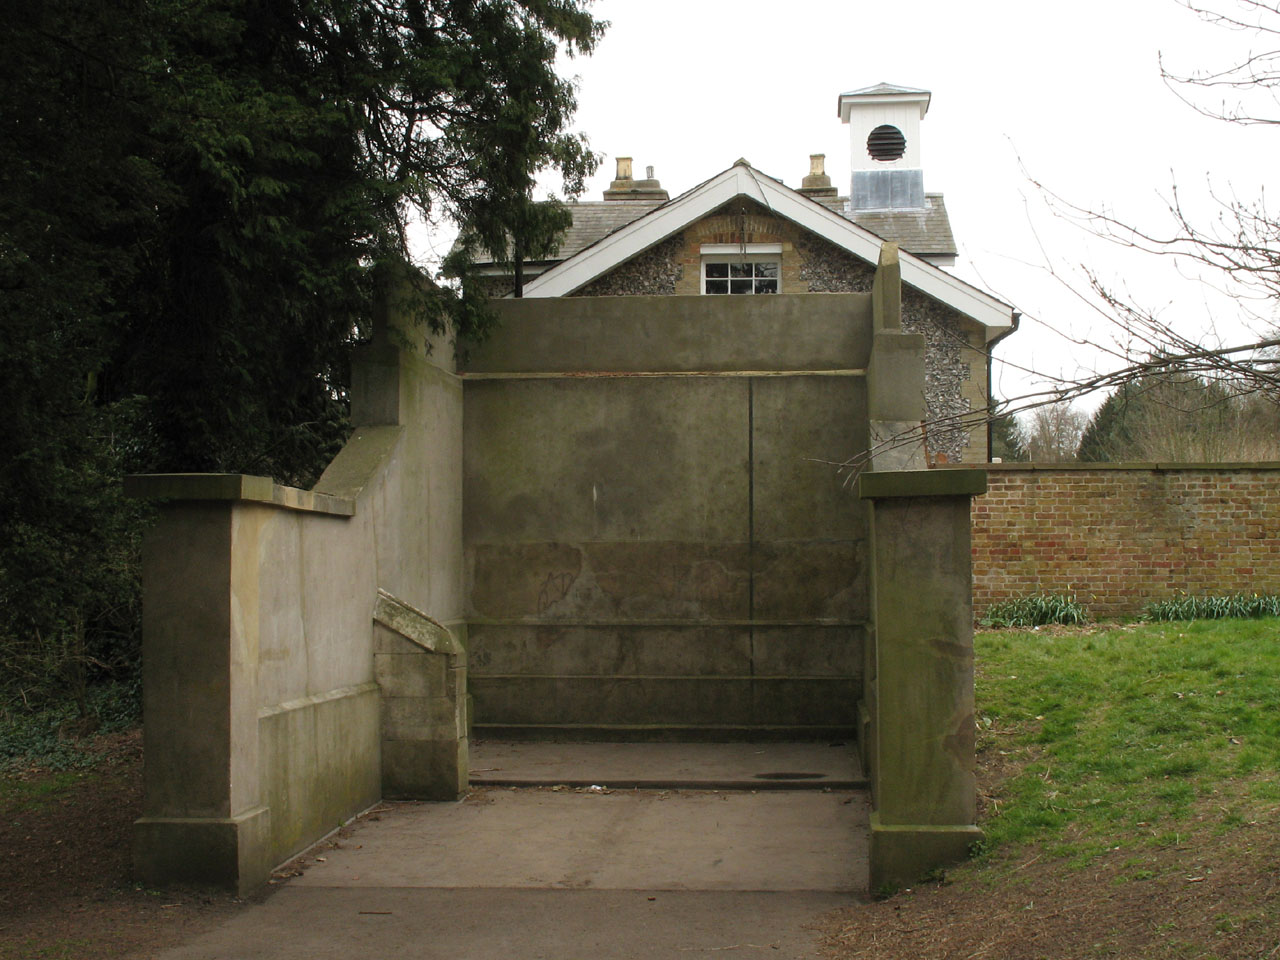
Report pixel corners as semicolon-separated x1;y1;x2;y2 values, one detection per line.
160;743;870;959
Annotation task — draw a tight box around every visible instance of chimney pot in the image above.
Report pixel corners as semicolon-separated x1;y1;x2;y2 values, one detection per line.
646;165;654;179
809;154;826;176
615;157;633;181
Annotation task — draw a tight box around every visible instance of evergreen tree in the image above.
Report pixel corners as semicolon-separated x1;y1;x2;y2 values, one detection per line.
1077;386;1137;462
1078;374;1280;462
989;411;1027;461
0;0;603;706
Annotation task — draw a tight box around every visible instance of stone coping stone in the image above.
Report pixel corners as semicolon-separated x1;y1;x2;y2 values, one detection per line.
313;425;403;500
857;468;987;500
968;461;1280;472
123;473;355;516
373;589;463;656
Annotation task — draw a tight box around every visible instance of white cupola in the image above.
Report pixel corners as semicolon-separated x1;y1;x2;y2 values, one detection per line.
837;82;931;212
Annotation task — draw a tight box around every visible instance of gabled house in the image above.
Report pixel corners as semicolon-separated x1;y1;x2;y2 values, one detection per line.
470;82;1018;464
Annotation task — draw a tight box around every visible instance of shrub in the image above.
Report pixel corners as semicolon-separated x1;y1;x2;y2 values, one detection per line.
0;679;139;772
980;593;1088;628
1143;593;1280;622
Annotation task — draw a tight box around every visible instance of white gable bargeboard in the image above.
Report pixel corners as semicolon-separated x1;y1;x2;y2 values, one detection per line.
521;162;1015;341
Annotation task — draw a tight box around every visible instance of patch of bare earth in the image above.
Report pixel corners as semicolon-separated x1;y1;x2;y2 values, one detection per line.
820;830;1279;960
0;729;245;960
819;745;1280;960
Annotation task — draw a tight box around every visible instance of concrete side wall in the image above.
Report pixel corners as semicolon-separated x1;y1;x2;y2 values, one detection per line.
971;464;1280;619
133;306;465;894
133;493;384;894
463;294;873;736
859;469;986;889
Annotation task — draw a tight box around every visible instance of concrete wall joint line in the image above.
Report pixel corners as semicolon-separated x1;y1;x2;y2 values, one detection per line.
256;681;380;720
465;618;869;628
471;673;861;682
460;369;868;381
136;805;269;827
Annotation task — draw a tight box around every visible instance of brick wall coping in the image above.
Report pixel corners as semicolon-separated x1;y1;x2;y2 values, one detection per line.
958;461;1280;473
858;468;987;500
124;473;356;517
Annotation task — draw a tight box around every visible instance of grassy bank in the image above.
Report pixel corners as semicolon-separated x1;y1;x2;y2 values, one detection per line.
824;619;1280;959
974;619;1280;867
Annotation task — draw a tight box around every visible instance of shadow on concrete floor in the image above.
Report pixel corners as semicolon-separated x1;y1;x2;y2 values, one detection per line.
470;739;868;790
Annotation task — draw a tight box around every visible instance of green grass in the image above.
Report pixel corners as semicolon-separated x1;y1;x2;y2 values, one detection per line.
974;618;1280;863
0;939;92;960
0;769;86;811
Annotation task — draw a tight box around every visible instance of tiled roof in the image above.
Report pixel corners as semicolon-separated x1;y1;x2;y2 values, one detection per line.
468;190;956;266
462;200;662;266
555;200;665;259
818;194;956;257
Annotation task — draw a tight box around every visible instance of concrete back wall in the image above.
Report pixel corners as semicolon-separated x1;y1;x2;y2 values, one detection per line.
462;294;873;737
971;464;1280;619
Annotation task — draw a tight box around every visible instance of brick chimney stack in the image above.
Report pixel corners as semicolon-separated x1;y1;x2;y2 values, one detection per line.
798;153;837;198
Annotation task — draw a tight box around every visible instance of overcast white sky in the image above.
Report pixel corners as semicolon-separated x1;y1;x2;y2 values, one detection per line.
426;0;1278;415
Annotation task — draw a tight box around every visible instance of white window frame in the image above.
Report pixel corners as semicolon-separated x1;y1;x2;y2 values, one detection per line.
700;243;782;295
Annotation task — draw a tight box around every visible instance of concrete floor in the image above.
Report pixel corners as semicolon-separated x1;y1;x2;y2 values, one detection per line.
159;743;870;959
471;739;868;790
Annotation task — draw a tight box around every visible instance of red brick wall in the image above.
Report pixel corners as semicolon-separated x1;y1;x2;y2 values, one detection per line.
970;465;1280;620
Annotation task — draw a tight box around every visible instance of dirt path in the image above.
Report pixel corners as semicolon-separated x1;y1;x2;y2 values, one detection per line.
0;731;243;960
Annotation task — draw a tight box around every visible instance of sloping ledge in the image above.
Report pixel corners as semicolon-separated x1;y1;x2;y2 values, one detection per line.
124;473;354;517
373;589;463;656
313;425;405;500
373;589;468;800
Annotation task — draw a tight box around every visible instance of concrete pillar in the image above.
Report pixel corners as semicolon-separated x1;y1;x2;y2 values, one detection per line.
126;474;362;895
131;498;272;895
867;243;927;471
857;468;987;889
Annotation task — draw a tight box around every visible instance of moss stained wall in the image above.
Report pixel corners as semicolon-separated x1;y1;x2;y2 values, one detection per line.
463;294;874;733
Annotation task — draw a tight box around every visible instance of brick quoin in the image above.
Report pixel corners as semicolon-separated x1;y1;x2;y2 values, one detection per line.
968;465;1280;620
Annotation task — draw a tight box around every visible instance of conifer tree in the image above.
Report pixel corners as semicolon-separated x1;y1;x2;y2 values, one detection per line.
0;0;604;705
